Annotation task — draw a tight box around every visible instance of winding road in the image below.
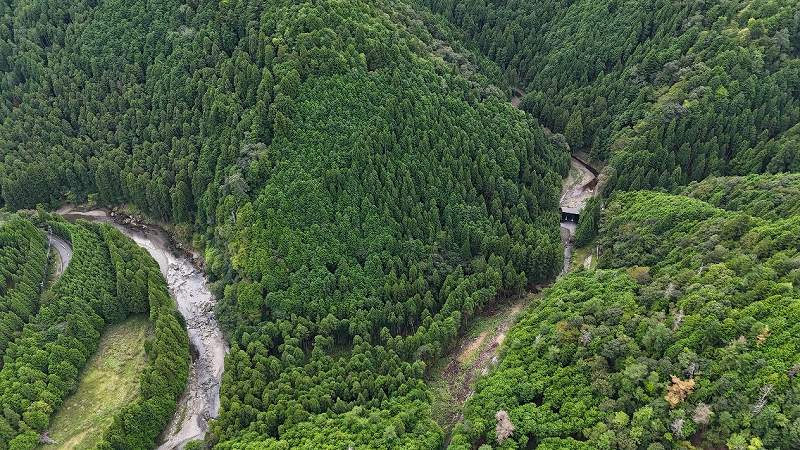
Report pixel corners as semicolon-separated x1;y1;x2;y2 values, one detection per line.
47;234;72;281
59;207;228;450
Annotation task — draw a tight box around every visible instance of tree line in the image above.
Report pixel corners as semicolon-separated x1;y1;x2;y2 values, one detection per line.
453;177;800;449
419;0;800;192
0;0;569;447
97;226;190;450
0;218;47;359
0;217;189;449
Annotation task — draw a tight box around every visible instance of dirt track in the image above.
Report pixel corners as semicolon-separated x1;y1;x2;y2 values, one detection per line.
510;88;524;108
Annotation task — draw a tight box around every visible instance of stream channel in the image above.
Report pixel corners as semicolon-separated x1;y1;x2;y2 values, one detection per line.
60;208;228;450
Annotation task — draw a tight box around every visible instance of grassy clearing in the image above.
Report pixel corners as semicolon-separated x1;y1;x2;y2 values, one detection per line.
42;315;151;449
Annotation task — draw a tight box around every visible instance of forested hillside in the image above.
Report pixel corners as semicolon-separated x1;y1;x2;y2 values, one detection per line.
0;218;47;358
3;0;799;448
453;176;800;449
682;172;800;219
1;0;569;447
0;217;188;449
422;0;800;190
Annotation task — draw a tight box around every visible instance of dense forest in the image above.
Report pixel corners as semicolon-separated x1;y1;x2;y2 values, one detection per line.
421;0;800;190
1;0;569;447
1;0;799;448
681;172;800;219
0;218;47;358
454;176;800;449
0;216;188;449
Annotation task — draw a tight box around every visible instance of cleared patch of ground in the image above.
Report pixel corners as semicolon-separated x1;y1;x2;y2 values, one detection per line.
42;315;151;449
457;331;488;365
429;293;538;436
571;243;599;272
560;157;597;211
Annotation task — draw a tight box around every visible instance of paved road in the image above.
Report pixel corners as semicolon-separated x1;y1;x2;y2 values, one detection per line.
48;234;72;280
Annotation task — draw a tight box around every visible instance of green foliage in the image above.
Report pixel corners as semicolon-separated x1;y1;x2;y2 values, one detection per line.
681;173;800;220
564;110;585;150
3;0;795;446
202;1;566;445
573;196;601;246
421;0;800;191
0;219;188;448
0;221;114;446
0;217;47;358
183;441;204;450
455;178;800;448
217;402;442;449
0;0;568;445
97;227;190;450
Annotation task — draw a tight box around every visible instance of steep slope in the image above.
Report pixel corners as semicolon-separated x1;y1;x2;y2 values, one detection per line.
452;176;800;449
205;2;566;448
0;0;569;447
421;0;800;191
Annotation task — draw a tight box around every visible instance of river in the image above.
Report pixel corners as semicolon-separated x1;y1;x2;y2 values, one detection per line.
59;208;228;450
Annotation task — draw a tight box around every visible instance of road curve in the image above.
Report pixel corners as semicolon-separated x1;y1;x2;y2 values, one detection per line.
48;234;72;281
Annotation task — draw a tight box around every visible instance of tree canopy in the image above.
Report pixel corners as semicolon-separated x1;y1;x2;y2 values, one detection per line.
421;0;800;190
1;0;798;448
0;0;569;446
453;177;800;449
0;217;47;360
0;217;188;449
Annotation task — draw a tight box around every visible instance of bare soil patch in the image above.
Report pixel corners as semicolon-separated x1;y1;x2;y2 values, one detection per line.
432;294;536;436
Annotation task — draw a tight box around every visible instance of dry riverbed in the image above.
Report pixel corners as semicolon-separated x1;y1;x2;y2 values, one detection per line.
430;89;601;442
59;207;228;450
